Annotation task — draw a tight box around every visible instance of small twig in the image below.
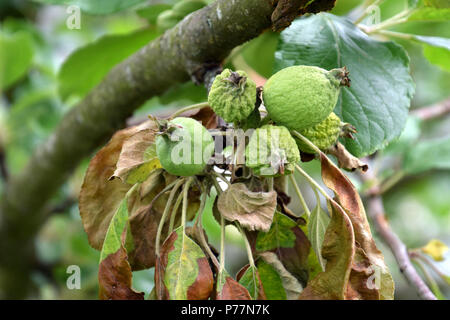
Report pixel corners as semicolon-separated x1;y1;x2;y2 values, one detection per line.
360;165;437;300
411;98;450;121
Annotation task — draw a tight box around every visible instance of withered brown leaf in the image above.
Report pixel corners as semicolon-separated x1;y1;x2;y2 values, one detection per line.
320;153;394;300
98;246;144;300
217;183;277;232
299;201;354;300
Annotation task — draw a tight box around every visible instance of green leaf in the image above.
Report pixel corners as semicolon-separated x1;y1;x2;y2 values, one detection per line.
308;202;330;272
100;185;137;261
275;13;415;157
258;252;303;300
255;211;297;252
33;0;148;15
58;27;158;100
256;259;287;300
403;136;450;174
237;265;265;300
164;226;212;300
0;31;34;90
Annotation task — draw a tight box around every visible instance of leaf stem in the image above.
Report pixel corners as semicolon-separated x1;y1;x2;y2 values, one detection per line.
155;178;185;256
169;102;210;120
236;223;255;268
412;257;444;299
288;174;311;217
354;0;385;25
372;29;414;40
267;177;274;192
364;9;413;33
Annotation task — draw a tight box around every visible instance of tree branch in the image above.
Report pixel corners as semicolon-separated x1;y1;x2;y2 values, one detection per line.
360;165;437;300
0;0;336;299
411;97;450;121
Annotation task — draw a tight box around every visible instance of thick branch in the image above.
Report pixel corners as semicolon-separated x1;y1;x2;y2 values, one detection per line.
361;166;437;300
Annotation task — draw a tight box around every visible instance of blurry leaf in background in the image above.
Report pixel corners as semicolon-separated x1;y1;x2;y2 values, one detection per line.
403;136;450;174
0;30;34;90
383;116;422;155
241;31;279;79
33;0;148;15
58;27;159;101
136;4;172;25
275;13;415;157
421;239;449;261
409;0;450;21
423;46;450;72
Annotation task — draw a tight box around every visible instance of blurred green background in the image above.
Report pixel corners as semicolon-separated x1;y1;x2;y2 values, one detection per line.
0;0;449;299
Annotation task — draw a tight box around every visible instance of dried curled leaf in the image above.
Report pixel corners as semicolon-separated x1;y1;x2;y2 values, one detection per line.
79;121;148;251
217;183;277;232
326;142;368;172
157;227;214;300
320;152;394;300
98;247;144;300
299;202;354;300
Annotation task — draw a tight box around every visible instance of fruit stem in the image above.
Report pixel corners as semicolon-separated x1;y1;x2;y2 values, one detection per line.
181;177;194;234
288;174;311;217
219;214;226;272
291;130;322;155
193;189;221;268
155;178;185;256
168;191;183;233
168;102;210;120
